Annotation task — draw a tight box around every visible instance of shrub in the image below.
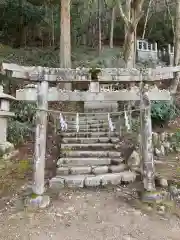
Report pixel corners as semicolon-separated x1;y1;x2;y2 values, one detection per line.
7;102;36;146
151;101;176;126
7;120;33;146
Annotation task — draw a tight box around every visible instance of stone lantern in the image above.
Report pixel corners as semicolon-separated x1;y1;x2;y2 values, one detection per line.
0;85;16;149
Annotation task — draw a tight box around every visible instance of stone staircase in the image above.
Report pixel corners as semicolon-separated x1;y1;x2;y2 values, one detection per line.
50;113;136;189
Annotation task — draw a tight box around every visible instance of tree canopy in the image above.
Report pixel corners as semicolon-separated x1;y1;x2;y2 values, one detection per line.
0;0;175;48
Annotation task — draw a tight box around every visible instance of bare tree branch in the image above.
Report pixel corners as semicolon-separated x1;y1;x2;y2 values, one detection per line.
117;0;130;27
164;0;175;35
170;0;180;94
142;0;153;39
133;11;144;28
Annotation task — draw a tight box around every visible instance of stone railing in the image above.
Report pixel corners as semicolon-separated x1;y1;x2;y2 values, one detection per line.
137;40;175;66
137;39;158;63
152;132;179;157
127;131;179;171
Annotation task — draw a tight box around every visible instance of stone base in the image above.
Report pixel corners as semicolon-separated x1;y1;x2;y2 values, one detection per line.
141;190;169;203
0;141;14;156
24;195;50;209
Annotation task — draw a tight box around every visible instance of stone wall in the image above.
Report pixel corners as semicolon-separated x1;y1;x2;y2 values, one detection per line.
152;132;179;157
127;131;179;173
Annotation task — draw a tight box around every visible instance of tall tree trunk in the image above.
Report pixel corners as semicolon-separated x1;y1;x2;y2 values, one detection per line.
118;0;144;68
170;0;180;94
125;0;134;68
98;0;102;53
15;0;24;47
110;7;115;48
142;0;153;39
125;0;131;36
60;0;71;90
165;0;175;35
51;6;55;47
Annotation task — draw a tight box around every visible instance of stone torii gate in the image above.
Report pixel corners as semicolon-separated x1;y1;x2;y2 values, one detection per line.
1;63;179;196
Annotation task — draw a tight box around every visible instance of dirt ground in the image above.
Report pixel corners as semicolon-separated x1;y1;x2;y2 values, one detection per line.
0;188;179;240
1;113;180;240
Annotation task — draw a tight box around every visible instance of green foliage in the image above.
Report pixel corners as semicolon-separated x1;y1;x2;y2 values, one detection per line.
0;0;175;49
7;120;33;146
0;0;46;47
7;102;36;146
151;101;176;125
11;101;36;123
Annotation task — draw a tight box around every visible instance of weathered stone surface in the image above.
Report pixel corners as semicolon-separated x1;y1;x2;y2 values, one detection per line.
24;195;50;209
63;175;86;188
3;149;19;161
57;157;111;166
56;167;69;175
169;185;180;199
137;134;141;144
54;111;136;189
123;236;137;240
84;175;101;187
154;148;161;157
160;145;165;155
62;150;121;158
51;171;136;188
141;191;168;203
152;132;159;146
61;143;114;149
163;141;171;152
61;131;118;138
92;166;108;174
49;177;65;189
160;132;167;142
109;164;126;173
62;137;119;144
0;141;14;155
157;205;165;214
169;147;174;152
159;178;168;187
156;177;168;187
65;127;111;132
101;173;122;185
121;171;136;182
16;87;172;101
127;150;140;168
175;146;180;153
67;123;110;130
70;166;91;175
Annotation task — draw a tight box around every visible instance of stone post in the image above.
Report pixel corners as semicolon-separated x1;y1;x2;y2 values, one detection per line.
32;71;49;195
89;82;100;92
140;90;155;191
84;82;100;112
0;86;15;147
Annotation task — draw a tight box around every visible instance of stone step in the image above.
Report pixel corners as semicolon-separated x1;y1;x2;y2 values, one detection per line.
57;157;123;166
65;128;114;132
57;164;127;175
61;143;115;150
66;115;116;121
66;123;110;129
62;137;119;144
61;150;122;158
50;171;136;188
66;119;108;124
61;131;119;138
